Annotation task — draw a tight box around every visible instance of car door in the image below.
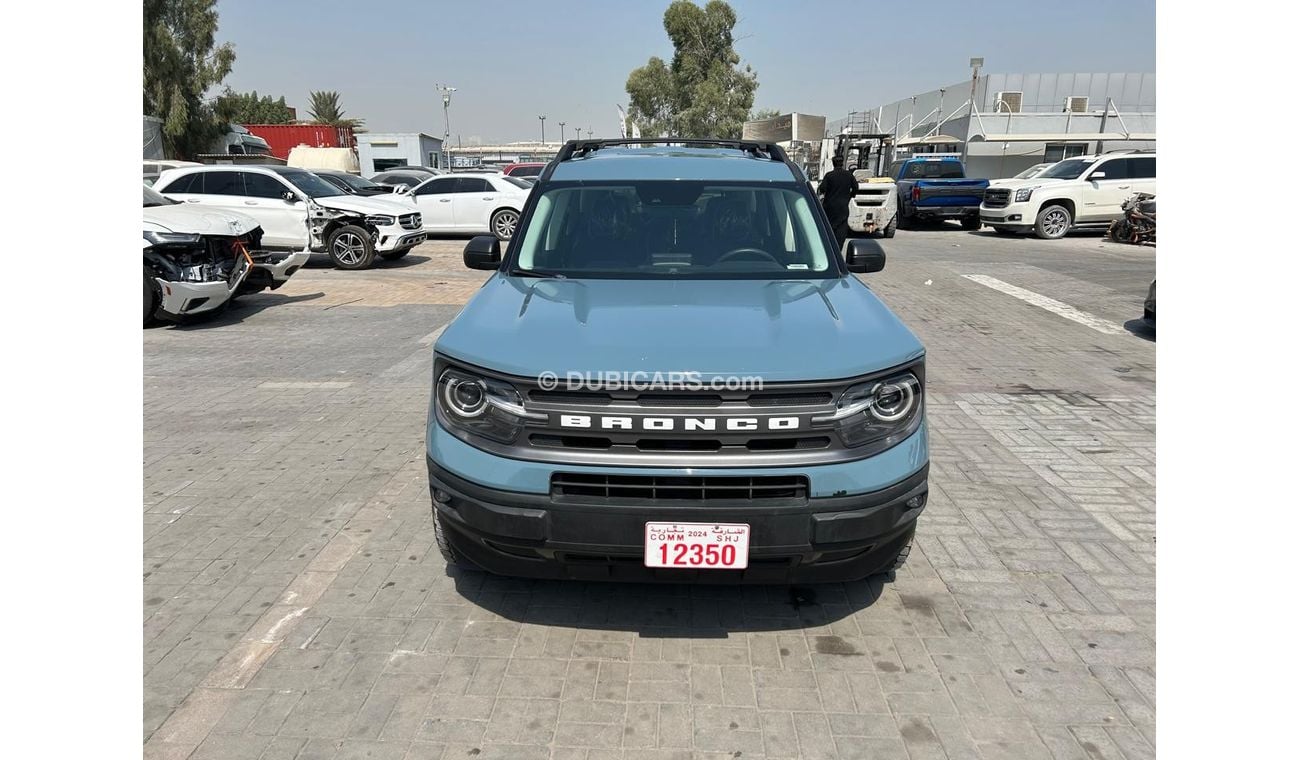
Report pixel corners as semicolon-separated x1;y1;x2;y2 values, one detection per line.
410;177;459;231
240;172;310;248
451;177;497;231
1080;158;1132;222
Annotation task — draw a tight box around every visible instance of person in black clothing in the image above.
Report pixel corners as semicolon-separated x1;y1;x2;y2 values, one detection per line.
817;155;859;251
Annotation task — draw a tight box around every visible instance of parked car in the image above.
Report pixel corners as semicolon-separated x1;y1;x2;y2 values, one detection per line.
143;185;308;324
313;170;396;196
386;172;532;240
143;159;201;186
501;162;546;178
155;165;425;269
369;170;437;192
426;139;928;583
979;150;1157;239
888;156;989;230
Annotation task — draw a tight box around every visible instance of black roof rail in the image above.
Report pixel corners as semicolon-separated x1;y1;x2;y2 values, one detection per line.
542;138;801;181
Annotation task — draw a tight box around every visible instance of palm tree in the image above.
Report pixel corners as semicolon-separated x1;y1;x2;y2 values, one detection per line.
307;90;365;129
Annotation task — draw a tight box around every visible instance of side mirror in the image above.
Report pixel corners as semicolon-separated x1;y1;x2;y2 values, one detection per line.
394;184;411;194
1089;171;1107;181
845;238;886;273
463;235;502;270
281;191;299;203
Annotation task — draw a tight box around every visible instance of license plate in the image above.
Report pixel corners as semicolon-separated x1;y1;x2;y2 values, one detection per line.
644;522;750;569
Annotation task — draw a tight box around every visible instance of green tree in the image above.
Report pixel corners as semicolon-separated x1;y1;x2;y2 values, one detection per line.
143;0;235;158
749;108;781;121
216;89;295;124
307;90;365;130
625;0;758;139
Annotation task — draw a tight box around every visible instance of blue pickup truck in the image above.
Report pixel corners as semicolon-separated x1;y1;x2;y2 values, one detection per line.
425;139;929;584
890;156;989;230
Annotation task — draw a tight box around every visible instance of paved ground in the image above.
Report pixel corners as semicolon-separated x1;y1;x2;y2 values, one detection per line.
144;225;1155;760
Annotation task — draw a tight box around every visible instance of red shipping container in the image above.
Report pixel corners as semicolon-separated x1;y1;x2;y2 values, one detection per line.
243;124;356;161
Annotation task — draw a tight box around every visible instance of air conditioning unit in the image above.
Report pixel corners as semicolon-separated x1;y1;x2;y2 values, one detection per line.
994;91;1023;113
1064;96;1089;113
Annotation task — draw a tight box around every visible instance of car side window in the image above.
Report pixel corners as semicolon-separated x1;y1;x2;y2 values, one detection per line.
1129;157;1156;179
158;173;200;194
414;177;457;196
454;178;492;193
243;172;289;199
1092;159;1130;181
205;171;246;196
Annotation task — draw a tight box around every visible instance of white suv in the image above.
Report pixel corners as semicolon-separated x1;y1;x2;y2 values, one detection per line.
979;151;1156;239
155;165;426;269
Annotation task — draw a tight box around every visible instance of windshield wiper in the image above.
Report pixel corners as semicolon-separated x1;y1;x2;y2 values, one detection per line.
509;268;567;279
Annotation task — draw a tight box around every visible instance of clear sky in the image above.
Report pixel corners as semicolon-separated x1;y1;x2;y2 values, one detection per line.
215;0;1155;144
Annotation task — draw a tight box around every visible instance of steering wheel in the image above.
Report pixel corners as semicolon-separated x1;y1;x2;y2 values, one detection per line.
715;247;781;266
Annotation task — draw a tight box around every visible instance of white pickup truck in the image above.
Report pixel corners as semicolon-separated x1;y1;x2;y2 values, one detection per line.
980;150;1156;239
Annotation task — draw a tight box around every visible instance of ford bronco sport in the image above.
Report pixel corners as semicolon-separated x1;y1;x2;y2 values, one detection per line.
426;139;928;583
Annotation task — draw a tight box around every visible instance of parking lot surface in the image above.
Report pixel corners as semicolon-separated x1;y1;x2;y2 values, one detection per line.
144;227;1155;760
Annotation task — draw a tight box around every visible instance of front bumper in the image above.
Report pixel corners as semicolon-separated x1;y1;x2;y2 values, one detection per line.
428;456;928;584
979;204;1031;227
154;278;234;319
376;229;427;251
257;250;309;285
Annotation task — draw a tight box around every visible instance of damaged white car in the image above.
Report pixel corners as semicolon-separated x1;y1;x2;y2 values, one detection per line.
143;185;309;324
154;165;425;269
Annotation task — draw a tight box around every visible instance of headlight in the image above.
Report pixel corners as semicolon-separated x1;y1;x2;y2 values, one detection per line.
365;214;397;226
814;371;923;449
1014;187;1036;203
143;231;202;246
436;367;541;444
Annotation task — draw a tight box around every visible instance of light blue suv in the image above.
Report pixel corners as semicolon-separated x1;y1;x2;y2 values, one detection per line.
426;139;928;583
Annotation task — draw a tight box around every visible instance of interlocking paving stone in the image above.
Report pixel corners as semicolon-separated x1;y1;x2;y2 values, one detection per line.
145;231;1155;758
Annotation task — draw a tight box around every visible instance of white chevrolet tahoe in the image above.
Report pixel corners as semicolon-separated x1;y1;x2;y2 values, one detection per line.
979;151;1156;239
156;165;426;269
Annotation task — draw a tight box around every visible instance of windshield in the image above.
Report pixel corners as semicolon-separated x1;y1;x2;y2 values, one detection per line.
1039;158;1095;180
1014;164;1049;179
500;175;533;190
143;185;176;207
512;182;837;279
283;171;346;198
332;173;383;192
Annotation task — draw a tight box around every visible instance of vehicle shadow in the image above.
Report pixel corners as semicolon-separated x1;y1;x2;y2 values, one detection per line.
301;253;433;269
1124;318;1155;342
447;567;891;637
155;291;326;330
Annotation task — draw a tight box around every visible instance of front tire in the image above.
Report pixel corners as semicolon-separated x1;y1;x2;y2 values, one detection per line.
879;215;897;238
1034;204;1072;240
490;208;520;241
960;215;981;231
1108;220;1131;244
143;267;157;326
327;225;376;269
432;509;464;567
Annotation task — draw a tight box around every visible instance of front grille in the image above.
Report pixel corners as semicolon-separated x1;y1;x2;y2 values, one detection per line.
399;213;421;230
551;473;809;502
983;188;1011;208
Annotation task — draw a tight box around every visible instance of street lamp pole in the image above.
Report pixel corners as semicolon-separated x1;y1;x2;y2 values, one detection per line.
436;84;457;169
559;121;566;143
538;115;546;145
963;57;983;163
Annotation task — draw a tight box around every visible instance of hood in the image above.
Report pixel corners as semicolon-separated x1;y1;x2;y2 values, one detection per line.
437;275;925;383
143;204;260;236
313;194;416;215
990;177;1067;192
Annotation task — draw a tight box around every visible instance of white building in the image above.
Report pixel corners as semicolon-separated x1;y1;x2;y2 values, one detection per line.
828;73;1156;179
356;133;445;174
